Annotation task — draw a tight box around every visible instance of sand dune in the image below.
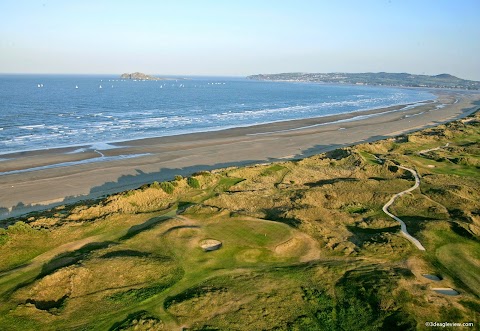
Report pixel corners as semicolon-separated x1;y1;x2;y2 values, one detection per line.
1;91;479;219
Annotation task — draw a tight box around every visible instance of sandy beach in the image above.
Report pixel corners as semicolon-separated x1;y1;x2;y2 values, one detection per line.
1;90;479;219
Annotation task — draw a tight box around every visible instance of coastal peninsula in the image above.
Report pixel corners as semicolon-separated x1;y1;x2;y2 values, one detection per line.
248;72;480;90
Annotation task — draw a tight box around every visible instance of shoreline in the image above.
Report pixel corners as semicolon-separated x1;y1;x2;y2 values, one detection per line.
0;98;435;158
0;99;433;161
1;90;479;219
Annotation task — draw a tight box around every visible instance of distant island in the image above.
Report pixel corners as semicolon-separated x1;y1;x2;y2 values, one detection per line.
120;72;167;81
248;72;480;90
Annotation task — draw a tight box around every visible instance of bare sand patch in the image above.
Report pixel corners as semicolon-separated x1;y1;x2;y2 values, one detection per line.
432;288;459;296
275;235;318;261
200;239;222;252
422;274;441;281
275;238;303;256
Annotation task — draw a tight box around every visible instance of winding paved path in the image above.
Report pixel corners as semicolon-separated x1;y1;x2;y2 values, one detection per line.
382;166;426;251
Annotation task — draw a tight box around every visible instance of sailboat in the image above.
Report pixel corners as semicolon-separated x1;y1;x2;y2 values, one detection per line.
99;85;102;89
75;85;79;89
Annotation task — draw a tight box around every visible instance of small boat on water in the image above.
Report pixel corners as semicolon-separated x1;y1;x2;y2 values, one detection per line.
99;85;102;89
75;85;78;89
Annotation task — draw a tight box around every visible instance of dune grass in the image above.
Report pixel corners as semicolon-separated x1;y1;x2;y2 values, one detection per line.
0;110;479;330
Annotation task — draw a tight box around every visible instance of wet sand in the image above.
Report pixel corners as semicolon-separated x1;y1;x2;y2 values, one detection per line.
1;90;479;219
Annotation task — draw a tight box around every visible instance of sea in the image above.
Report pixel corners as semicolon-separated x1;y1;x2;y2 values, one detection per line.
0;75;435;155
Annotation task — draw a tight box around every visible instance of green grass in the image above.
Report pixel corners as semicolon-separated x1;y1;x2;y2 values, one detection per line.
436;243;480;296
162;216;296;277
358;150;381;165
214;177;245;191
417;223;480;298
260;164;286;176
409;154;479;178
207;218;290;246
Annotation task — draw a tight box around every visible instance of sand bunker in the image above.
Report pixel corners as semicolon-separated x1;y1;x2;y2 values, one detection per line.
200;239;222;252
422;274;441;281
275;238;302;255
432;288;459;296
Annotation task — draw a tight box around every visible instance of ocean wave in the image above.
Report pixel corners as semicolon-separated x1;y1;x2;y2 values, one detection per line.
18;124;46;130
210;96;408;120
246;100;431;136
0;77;435;154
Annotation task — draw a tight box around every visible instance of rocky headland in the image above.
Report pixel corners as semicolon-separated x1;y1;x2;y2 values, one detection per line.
120;72;166;80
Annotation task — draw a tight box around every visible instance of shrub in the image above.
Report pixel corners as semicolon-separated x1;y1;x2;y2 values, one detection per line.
159;181;175;194
174;175;183;181
8;221;34;234
192;171;210;177
124;190;136;197
139;184;150;191
187;177;200;188
0;228;8;245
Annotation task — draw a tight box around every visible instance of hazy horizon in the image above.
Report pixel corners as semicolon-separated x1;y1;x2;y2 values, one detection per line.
0;71;477;81
1;1;479;80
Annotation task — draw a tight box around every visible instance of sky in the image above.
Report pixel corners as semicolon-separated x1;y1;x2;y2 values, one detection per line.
0;0;479;80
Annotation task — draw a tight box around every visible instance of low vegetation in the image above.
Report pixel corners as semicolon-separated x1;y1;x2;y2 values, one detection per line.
0;111;478;330
187;177;201;189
